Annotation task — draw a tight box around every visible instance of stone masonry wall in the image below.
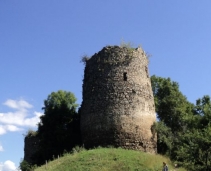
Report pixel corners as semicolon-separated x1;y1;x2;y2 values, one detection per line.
24;134;38;164
80;46;157;153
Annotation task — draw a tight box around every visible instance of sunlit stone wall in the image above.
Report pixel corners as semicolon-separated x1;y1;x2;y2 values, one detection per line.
80;46;157;153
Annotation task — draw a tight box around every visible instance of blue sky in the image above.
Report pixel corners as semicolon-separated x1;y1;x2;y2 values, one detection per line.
1;1;211;170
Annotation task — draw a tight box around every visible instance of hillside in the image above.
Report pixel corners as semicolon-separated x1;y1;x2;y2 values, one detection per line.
34;147;186;171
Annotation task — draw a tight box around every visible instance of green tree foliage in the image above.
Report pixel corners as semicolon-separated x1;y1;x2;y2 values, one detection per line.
153;121;173;156
151;75;194;132
33;90;81;165
151;75;194;156
151;75;211;170
175;95;211;171
19;159;32;171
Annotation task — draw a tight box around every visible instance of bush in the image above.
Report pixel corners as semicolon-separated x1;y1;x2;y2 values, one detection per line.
19;159;31;171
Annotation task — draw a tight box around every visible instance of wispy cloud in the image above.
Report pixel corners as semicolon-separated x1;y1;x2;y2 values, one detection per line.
0;125;7;135
0;125;22;135
3;99;33;110
0;143;3;152
0;99;43;135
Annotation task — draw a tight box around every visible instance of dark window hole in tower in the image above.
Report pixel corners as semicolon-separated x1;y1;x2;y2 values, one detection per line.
123;72;127;81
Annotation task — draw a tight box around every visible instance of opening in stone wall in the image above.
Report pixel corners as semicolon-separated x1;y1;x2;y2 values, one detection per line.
123;72;127;81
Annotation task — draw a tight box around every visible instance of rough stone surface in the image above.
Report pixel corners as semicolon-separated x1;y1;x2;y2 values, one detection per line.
24;134;38;164
80;46;157;153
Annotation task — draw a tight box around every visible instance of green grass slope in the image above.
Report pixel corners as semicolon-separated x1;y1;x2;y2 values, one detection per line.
35;147;186;171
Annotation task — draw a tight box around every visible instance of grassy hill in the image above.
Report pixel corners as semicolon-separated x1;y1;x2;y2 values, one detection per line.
34;147;186;171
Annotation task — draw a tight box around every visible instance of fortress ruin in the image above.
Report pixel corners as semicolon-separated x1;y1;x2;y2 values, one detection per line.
23;45;157;166
80;45;157;153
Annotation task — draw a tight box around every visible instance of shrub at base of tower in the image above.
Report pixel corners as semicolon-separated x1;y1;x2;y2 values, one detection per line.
80;46;157;153
19;159;32;171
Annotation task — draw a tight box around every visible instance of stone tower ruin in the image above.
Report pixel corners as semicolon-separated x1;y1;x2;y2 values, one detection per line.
24;132;38;164
80;46;156;153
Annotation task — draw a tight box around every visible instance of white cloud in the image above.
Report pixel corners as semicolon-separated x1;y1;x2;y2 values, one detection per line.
0;99;43;135
0;111;42;127
0;125;23;135
23;112;42;127
0;160;17;171
0;126;6;135
5;125;22;132
0;112;25;126
3;99;32;110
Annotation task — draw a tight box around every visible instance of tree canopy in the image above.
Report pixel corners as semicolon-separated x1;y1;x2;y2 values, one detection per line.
33;90;81;165
151;75;194;132
151;75;211;171
175;95;211;171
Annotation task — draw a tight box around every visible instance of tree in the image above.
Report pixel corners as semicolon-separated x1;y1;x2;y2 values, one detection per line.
19;159;31;171
175;95;211;171
34;90;81;165
151;76;211;170
151;75;194;132
151;75;194;156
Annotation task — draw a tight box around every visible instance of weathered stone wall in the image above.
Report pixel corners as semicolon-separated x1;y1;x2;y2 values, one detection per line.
80;46;157;153
24;133;38;164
